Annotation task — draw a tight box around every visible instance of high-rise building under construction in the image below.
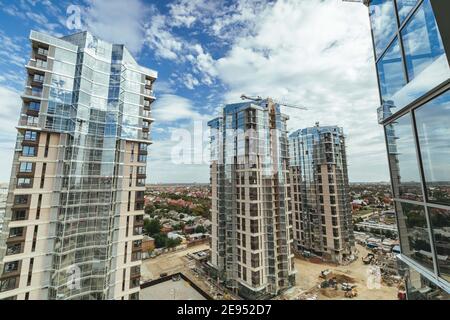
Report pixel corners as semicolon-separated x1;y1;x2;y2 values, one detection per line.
208;98;296;299
289;124;355;263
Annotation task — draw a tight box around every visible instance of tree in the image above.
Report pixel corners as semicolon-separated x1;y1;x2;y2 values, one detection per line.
166;237;182;248
144;219;161;236
153;233;168;248
195;225;207;234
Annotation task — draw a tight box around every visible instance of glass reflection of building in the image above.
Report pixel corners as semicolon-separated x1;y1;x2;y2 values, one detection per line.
208;98;296;299
364;0;450;299
0;31;157;300
289;124;355;264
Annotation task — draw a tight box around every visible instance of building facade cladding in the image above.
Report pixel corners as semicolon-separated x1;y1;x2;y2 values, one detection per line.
366;0;450;299
0;31;156;300
289;125;355;264
208;99;296;299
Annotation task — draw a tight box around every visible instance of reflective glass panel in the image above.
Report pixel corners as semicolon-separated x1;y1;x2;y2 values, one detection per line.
396;201;433;271
396;0;419;23
428;207;450;282
386;113;423;201
401;0;446;82
370;0;398;58
415;91;450;205
377;37;407;104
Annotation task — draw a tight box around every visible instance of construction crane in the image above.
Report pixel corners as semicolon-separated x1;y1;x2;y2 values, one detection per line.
240;94;307;111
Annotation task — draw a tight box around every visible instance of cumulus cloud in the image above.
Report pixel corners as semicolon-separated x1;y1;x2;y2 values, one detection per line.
83;0;149;54
151;94;211;122
212;0;389;181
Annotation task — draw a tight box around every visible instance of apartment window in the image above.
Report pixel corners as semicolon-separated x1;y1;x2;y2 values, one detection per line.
369;0;397;58
24;131;37;141
401;0;446;82
377;37;407;103
14;194;29;205
17;178;33;188
33;73;44;83
4;261;20;274
131;251;141;262
249;203;258;217
429;207;450;282
35;59;47;68
251;271;260;286
0;277;18;293
250;220;259;233
250;236;259;251
37;47;48;56
138;154;147;163
19;162;34;173
6;243;23;256
28;102;40;112
136;178;145;187
249;188;258;201
139;143;147;151
386;113;423;201
415;91;450;205
12;210;27;221
137;166;146;175
251;253;260;268
130;278;140;288
9;227;24;238
22;146;36;157
396;202;434;272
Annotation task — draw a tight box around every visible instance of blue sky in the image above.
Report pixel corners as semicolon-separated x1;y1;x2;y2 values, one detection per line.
0;0;390;183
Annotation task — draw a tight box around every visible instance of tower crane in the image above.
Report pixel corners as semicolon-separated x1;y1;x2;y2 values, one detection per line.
240;94;308;111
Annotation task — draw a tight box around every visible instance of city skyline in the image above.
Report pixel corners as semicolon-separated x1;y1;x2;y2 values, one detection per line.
0;0;389;184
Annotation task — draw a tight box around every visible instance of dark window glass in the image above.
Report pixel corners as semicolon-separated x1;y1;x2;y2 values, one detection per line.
28;102;40;111
369;0;398;58
396;202;433;271
401;0;447;82
14;195;29;205
386;113;423;201
396;0;419;23
429;207;450;282
377;37;407;104
415;91;450;205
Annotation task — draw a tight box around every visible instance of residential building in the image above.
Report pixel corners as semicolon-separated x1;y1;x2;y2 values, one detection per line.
0;184;8;235
362;0;450;299
0;30;157;300
208;98;296;299
289;124;355;263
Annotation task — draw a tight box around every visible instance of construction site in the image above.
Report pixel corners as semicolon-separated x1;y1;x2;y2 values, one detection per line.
140;241;402;300
277;244;401;300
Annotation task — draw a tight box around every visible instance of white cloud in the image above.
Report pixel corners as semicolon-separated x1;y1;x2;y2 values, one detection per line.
151;94;209;122
213;0;389;182
83;0;149;54
0;87;21;182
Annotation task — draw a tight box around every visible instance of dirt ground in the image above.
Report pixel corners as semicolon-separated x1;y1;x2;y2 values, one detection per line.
141;244;209;281
142;243;398;300
286;244;398;300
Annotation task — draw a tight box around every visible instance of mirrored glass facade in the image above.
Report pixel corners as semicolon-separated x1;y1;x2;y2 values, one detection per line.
0;31;157;300
289;125;355;264
366;0;450;298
